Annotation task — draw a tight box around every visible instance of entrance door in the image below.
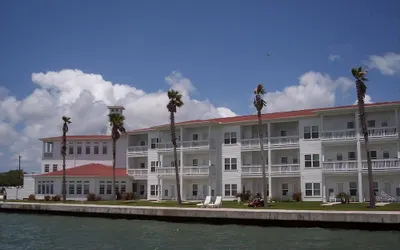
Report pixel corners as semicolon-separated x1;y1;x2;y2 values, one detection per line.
336;183;344;194
170;185;175;199
384;182;391;194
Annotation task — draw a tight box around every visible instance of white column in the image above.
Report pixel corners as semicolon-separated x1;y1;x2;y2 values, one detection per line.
355;111;363;202
180;127;184;200
322;146;326;203
267;122;272;199
157;177;161;201
208;152;212;196
396;109;400;158
208;125;212;146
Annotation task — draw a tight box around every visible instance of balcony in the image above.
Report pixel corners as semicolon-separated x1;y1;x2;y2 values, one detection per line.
321;129;356;141
322;161;358;172
364;127;398;140
241;165;268;177
240;138;268;151
157;166;210;177
156;140;212;152
43;152;53;159
127;146;148;156
362;159;400;171
127;169;148;179
269;136;299;149
271;164;300;176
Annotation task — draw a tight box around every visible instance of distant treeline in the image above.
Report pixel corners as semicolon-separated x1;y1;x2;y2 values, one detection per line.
0;170;24;187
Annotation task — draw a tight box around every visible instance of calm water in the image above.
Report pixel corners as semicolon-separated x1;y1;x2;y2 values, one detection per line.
0;213;399;250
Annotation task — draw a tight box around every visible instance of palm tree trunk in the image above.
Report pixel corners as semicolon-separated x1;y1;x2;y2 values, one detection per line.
357;81;375;208
170;111;182;205
258;111;268;208
112;138;116;201
62;134;67;203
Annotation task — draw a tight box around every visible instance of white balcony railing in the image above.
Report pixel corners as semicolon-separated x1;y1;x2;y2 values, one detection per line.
366;127;397;138
127;146;148;155
271;164;300;175
241;165;268;176
322;161;358;172
156;140;211;152
362;159;400;171
43;152;53;158
127;169;148;177
157;166;210;176
156;142;178;151
269;136;299;147
240;138;268;150
321;129;356;141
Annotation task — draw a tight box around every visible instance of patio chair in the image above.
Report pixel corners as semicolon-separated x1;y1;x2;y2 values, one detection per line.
207;196;222;208
329;193;336;202
196;196;211;208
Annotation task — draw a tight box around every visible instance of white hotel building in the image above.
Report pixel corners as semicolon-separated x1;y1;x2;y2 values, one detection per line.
33;102;400;202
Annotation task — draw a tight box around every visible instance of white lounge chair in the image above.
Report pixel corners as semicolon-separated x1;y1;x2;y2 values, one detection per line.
207;196;222;208
329;193;336;202
196;196;211;208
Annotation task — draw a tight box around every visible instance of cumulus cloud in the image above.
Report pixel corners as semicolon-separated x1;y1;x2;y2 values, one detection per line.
328;54;341;62
261;71;353;113
366;52;400;76
353;94;373;105
0;69;236;169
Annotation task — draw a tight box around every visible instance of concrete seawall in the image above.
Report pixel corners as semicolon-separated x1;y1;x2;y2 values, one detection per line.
1;202;400;231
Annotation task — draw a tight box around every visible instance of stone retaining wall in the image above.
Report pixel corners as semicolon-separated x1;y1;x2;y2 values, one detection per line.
1;202;400;230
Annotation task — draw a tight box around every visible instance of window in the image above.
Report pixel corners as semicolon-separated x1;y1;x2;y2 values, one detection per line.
76;181;82;195
77;143;82;155
373;182;379;195
115;181;119;193
347;121;355;129
348;152;356;160
44;164;49;172
140;185;145;195
349;182;357;196
85;143;91;154
140;162;146;169
83;181;90;195
304;125;319;139
369;151;377;159
150;185;159;196
280;130;287;137
106;181;112;195
282;183;288;196
224;158;237;171
52;164;58;172
336;153;343;161
140;141;146;146
150;138;158;149
99;181;105;195
224;132;237;144
383;151;390;159
192;184;198;196
305;183;321;197
94;144;99;155
150;161;159;172
192;159;198;166
367;120;375;127
120;181;126;193
68;181;75;195
281;157;288;164
293;158;298;164
102;142;108;154
305;154;320;168
396;188;400;197
192;134;198;141
224;184;238;197
382;121;388;127
68;145;74;155
37;181;54;195
44;142;53;153
203;133;208;140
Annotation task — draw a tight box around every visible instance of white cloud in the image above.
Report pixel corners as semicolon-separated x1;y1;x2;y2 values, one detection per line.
261;71;353;113
0;69;237;170
328;54;341;62
353;94;373;105
366;52;400;76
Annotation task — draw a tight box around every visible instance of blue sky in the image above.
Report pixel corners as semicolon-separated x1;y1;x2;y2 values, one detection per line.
0;0;399;171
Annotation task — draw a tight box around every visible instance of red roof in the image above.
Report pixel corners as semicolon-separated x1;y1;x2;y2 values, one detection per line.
40;163;127;177
40;135;110;141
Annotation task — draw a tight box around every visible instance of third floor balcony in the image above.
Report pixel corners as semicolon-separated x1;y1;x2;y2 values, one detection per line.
322;159;400;173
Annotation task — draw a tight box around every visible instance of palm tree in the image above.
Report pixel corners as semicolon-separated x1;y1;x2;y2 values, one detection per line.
108;113;126;200
167;89;184;205
253;84;268;208
61;116;71;202
351;66;375;209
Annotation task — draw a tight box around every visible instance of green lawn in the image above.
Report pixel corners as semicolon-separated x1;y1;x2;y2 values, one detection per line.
6;200;400;211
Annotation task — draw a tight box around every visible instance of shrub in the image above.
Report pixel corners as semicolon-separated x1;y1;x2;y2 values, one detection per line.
336;192;350;204
44;195;51;201
95;195;101;201
292;192;302;202
51;195;61;201
236;191;252;202
121;192;135;200
87;193;97;201
28;194;36;201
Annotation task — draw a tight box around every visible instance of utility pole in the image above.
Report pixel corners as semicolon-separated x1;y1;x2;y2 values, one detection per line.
16;155;21;200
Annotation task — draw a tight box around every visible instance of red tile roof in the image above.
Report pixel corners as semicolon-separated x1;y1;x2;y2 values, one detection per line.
39;163;127;177
40;135;111;141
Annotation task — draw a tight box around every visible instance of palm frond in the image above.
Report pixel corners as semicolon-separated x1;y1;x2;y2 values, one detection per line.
167;89;184;112
62;116;71;124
